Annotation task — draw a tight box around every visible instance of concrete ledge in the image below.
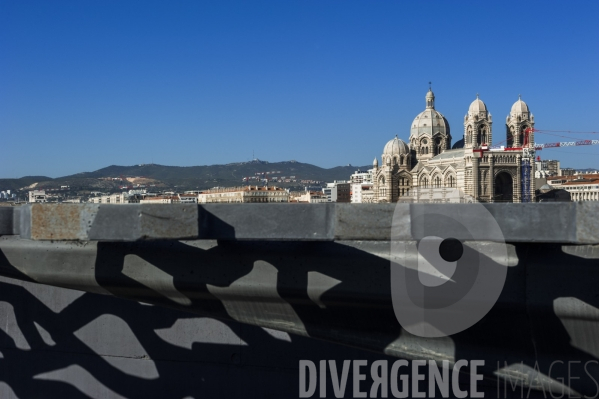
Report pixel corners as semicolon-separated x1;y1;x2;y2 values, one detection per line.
1;202;597;244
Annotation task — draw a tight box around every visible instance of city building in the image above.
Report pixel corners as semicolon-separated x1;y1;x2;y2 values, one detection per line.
28;190;47;203
298;191;328;203
535;159;561;178
322;181;350;202
348;169;375;203
350;170;373;184
62;198;82;203
89;193;130;204
547;174;599;202
350;182;375;203
139;196;181;204
371;90;536;203
178;194;198;204
197;186;289;204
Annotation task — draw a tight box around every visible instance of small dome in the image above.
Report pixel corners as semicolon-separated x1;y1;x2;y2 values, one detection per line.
468;94;487;113
511;95;530;114
383;135;410;156
452;137;464;149
373;157;378;167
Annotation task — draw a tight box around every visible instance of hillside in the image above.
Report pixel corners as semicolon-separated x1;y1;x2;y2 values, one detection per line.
0;176;54;192
1;160;371;192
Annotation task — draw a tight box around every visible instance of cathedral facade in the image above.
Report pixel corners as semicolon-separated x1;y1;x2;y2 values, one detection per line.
372;89;536;203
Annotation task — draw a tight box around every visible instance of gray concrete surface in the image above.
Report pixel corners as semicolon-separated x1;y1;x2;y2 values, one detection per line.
0;275;550;399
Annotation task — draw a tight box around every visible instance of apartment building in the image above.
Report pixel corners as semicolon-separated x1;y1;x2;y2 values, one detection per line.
198;186;289;203
89;193;129;204
28;190;47;203
547;174;599;201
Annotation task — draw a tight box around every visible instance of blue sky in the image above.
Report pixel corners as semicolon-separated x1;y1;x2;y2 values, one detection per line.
2;1;598;178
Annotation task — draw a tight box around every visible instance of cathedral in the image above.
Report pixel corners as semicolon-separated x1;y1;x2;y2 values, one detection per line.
372;89;536;203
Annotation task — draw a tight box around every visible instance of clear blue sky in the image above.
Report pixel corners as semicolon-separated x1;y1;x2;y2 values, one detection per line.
2;1;598;178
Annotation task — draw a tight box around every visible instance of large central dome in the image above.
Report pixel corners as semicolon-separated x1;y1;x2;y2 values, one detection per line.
411;109;450;137
410;89;450;138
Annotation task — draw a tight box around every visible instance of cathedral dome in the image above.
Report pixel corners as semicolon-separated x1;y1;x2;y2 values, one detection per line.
511;96;530;114
452;137;464;149
383;135;410;156
410;108;450;138
468;95;487;113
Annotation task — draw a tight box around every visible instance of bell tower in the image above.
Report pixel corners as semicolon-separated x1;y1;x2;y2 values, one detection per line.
506;95;534;148
464;94;492;149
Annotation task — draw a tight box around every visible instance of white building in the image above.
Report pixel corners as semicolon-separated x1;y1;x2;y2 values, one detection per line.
298;191;328;203
139;196;181;204
322;181;350;202
350;182;375;203
198;186;289;204
28;190;47;203
62;198;82;203
349;169;375;203
535;159;561;178
547;174;599;202
350;170;373;184
89;193;129;204
178;194;198;204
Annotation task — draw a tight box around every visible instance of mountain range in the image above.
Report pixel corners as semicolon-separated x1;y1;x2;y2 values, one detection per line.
0;160;371;193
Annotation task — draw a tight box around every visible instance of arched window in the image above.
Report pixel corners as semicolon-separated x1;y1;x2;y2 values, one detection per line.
447;175;456;188
435;137;442;155
434;176;441;188
507;126;514;147
421;177;429;188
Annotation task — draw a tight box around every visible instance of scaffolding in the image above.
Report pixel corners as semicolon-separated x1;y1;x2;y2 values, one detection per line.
521;158;532;203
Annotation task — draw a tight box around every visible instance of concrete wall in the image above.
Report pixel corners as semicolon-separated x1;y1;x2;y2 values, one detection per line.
0;275;399;398
0;275;550;398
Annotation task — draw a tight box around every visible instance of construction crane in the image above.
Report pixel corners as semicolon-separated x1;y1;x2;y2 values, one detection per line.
490;128;599;151
534;139;599;150
480;128;598;203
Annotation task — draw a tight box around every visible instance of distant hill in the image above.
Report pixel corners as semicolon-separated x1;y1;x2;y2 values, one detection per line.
1;160;371;192
0;176;54;192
